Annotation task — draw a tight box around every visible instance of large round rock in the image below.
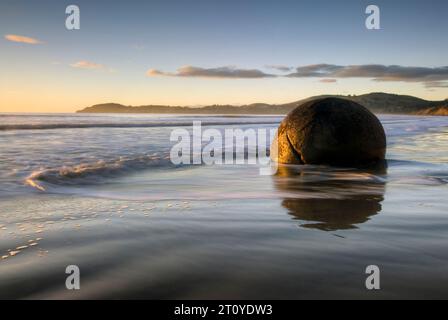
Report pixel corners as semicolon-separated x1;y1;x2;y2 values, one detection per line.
271;98;386;166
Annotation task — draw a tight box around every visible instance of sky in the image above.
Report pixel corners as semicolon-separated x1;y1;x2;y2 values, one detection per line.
0;0;447;113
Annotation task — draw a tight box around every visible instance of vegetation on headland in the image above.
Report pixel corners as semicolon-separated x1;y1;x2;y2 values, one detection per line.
77;92;448;115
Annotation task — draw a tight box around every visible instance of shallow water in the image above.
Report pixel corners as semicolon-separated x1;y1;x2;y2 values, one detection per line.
0;113;447;299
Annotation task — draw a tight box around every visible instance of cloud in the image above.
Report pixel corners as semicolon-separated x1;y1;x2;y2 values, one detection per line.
146;65;275;78
146;69;166;76
4;34;43;44
288;64;342;77
265;65;293;72
145;63;448;88
70;61;104;70
424;81;448;88
319;78;337;83
287;64;448;84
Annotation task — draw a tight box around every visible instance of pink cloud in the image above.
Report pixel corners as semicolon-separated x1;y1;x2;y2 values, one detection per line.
4;34;43;44
319;78;337;83
70;61;104;70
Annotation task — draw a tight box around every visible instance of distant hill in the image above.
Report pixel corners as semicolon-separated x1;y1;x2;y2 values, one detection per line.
77;93;448;115
414;106;448;116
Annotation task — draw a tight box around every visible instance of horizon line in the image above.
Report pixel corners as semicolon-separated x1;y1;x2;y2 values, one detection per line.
2;91;446;114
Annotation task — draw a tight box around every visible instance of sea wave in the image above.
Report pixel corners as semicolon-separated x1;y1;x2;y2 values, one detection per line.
25;154;174;191
0;120;279;131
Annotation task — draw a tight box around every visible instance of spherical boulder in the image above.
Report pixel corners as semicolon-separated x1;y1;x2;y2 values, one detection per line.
271;98;386;166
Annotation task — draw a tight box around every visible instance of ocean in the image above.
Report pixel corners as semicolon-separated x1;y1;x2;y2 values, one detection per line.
0;113;447;299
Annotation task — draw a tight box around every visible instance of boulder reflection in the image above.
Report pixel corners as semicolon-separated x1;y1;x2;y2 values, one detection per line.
273;164;387;231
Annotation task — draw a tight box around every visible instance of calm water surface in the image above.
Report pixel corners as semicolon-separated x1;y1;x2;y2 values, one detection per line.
0;113;447;299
